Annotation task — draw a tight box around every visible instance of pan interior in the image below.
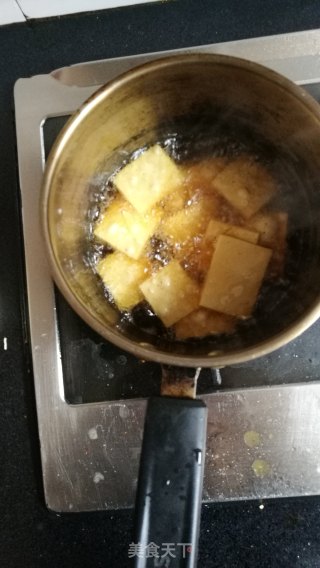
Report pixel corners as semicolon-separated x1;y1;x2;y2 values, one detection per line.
83;109;320;357
45;57;320;363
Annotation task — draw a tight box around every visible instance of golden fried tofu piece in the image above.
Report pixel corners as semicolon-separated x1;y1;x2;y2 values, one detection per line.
179;221;259;284
174;308;236;339
248;211;288;277
94;196;161;259
159;185;188;216
205;219;259;245
160;157;227;217
140;260;200;327
200;235;272;317
183;157;228;187
113;145;184;214
213;156;277;219
249;211;279;246
97;252;149;310
160;192;219;244
159;158;226;224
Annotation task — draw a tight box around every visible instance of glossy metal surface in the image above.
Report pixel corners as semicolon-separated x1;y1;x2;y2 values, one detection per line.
14;30;320;511
41;53;320;367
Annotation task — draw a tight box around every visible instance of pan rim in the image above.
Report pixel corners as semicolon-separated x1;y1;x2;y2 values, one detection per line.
41;52;320;368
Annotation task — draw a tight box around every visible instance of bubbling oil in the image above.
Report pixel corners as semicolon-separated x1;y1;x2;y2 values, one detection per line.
84;120;310;351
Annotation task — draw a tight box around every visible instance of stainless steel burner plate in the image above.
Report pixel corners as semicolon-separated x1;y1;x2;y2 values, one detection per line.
15;30;320;512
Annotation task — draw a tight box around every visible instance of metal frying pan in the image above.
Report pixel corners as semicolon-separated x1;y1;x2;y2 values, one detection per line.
41;54;320;566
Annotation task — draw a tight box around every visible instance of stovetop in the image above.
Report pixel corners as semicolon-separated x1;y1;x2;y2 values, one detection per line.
14;29;320;512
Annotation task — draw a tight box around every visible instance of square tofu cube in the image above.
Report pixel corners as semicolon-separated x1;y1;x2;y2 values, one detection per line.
184;157;228;187
213;156;277;219
160;185;188;216
177;221;259;283
160;192;219;244
200;235;272;317
140;260;200;327
94;196;161;259
205;219;259;245
248;211;288;248
97;252;148;310
248;211;288;277
174;308;236;339
113;145;184;215
160;157;226;218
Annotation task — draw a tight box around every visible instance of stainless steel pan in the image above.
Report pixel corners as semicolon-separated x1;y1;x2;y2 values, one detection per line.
41;54;320;566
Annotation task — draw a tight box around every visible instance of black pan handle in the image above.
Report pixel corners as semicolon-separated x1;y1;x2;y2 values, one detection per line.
133;396;207;567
